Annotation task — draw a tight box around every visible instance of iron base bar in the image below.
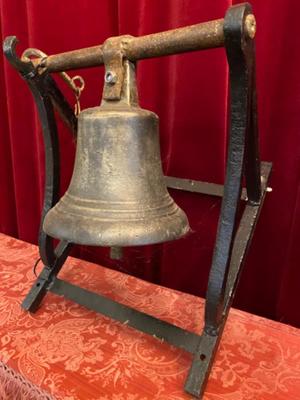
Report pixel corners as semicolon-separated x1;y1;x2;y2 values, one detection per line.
49;277;200;353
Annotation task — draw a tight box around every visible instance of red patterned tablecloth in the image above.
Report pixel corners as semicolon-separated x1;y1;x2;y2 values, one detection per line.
0;233;299;399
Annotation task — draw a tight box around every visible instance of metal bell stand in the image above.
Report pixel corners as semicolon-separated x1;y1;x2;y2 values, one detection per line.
4;3;271;398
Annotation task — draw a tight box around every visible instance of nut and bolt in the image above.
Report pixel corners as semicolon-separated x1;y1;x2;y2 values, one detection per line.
105;71;117;85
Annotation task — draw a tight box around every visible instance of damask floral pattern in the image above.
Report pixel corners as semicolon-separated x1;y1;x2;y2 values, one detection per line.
0;232;299;399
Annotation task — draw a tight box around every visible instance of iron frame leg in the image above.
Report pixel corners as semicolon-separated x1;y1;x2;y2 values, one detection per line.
185;4;264;396
4;37;75;313
184;162;271;397
21;240;72;312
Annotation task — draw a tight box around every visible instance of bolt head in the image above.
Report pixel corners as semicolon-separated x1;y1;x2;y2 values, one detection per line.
105;71;117;85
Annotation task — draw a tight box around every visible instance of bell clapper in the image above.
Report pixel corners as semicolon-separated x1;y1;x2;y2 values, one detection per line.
110;246;123;260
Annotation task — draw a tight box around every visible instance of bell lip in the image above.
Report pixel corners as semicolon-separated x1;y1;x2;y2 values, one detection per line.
43;208;190;247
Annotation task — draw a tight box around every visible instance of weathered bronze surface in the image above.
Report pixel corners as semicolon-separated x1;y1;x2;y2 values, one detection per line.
43;103;189;246
43;61;189;246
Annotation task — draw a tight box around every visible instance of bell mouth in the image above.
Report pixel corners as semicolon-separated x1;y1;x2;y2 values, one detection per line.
43;200;190;247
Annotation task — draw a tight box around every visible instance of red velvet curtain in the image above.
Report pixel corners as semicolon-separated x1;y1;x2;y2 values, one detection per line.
0;0;299;327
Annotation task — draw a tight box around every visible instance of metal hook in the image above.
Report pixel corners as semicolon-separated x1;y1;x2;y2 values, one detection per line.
21;47;85;115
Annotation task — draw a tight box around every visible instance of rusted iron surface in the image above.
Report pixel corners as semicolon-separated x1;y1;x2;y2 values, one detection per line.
32;15;255;73
102;36;134;101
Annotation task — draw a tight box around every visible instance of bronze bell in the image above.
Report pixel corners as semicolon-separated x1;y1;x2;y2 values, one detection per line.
43;61;190;247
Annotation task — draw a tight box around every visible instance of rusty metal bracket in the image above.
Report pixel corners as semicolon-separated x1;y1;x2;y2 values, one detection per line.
102;35;133;101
